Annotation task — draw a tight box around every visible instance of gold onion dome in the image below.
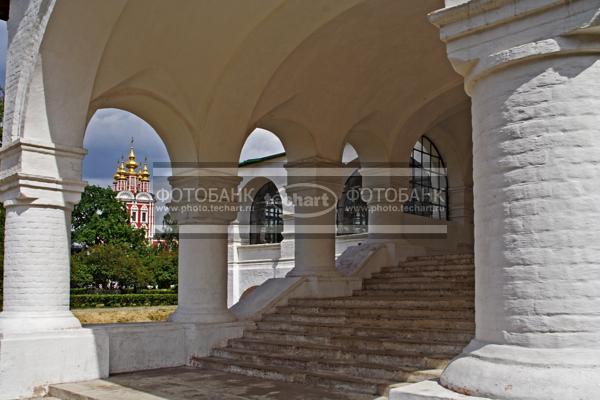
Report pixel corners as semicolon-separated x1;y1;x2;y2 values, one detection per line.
140;159;151;182
114;161;127;181
117;161;127;180
125;139;139;174
113;161;121;181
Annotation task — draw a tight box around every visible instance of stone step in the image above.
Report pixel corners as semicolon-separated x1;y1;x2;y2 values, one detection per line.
288;295;473;308
206;347;420;381
362;281;473;290
192;356;393;397
275;305;474;320
242;329;466;354
404;254;474;262
226;338;451;369
210;348;443;383
382;263;474;272
371;269;474;279
353;288;475;297
262;312;474;330
254;321;474;342
189;253;475;398
365;275;474;284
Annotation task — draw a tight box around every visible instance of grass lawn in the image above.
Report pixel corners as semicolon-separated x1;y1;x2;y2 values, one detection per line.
73;305;176;324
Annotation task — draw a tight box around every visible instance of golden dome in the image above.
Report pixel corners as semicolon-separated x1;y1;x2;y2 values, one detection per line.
114;161;127;181
125;139;139;174
117;161;127;180
140;159;151;182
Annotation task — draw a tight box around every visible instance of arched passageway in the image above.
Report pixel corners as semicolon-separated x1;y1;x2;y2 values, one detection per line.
6;1;598;399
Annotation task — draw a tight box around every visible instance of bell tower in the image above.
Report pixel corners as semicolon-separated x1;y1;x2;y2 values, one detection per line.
112;138;155;241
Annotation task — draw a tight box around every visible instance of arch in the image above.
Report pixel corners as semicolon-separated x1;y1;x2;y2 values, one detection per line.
405;135;449;220
249;181;283;245
237;176;286;245
239;128;285;163
389;84;469;165
343;128;390;166
388;86;472;223
88;94;198;164
341;143;359;164
336;169;369;236
14;0;128;147
249;117;318;163
425;123;472;191
199;0;370;162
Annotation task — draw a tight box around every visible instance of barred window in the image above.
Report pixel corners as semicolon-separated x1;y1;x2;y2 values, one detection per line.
405;136;448;220
336;171;369;235
250;181;283;244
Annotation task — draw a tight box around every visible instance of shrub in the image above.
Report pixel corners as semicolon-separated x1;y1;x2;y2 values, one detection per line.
140;288;176;294
70;293;177;309
71;243;152;290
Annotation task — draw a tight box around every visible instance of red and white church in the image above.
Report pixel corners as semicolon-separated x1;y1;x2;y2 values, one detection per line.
112;141;155;241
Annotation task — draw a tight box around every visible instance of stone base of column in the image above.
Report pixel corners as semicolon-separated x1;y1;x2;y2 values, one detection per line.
168;307;237;324
438;340;600;400
389;380;491;400
0;310;82;334
0;328;109;400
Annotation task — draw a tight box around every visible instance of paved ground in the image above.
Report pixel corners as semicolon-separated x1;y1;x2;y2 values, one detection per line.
51;367;381;400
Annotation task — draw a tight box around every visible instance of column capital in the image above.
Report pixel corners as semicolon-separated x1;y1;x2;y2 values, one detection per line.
429;0;600;93
167;172;242;225
0;139;86;208
284;156;344;169
284;156;345;197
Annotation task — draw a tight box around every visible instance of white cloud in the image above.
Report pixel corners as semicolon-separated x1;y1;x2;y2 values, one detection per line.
239;128;285;162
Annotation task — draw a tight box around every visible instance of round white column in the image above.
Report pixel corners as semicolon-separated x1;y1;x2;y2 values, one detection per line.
441;54;600;399
168;174;240;324
0;141;86;335
169;223;235;323
430;3;600;397
285;158;342;277
0;205;81;333
287;202;338;277
279;211;296;260
360;167;405;240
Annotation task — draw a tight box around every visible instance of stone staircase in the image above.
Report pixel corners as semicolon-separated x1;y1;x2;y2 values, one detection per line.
192;254;475;399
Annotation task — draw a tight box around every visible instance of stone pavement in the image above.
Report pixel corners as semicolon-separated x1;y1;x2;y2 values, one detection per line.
49;367;385;400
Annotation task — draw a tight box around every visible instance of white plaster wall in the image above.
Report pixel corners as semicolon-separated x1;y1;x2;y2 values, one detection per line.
90;322;246;374
0;329;109;400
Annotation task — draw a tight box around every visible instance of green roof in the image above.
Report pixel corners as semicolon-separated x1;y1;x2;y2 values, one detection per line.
239;152;286;167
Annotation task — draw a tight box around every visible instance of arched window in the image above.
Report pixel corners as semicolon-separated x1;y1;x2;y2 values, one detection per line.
406;136;448;220
336;171;369;235
250;181;283;244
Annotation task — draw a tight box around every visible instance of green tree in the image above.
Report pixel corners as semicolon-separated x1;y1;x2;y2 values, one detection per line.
72;185;146;248
71;243;152;290
144;248;178;289
156;212;179;250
